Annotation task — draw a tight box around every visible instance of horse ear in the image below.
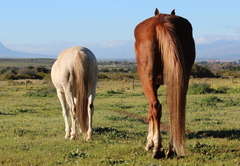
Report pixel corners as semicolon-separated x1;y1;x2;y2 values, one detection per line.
171;9;175;15
155;8;159;15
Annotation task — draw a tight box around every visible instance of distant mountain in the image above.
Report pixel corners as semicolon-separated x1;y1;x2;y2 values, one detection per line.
196;39;240;60
1;38;240;61
90;39;240;60
0;42;54;58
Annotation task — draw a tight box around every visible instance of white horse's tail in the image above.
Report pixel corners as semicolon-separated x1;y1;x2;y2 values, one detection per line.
73;51;89;138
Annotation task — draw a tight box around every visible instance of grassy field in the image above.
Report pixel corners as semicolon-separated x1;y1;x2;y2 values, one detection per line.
0;78;239;166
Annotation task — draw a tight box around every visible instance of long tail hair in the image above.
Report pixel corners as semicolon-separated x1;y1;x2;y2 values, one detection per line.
157;23;188;156
73;52;89;138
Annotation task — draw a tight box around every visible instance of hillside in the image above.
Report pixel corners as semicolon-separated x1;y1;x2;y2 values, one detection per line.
0;42;53;58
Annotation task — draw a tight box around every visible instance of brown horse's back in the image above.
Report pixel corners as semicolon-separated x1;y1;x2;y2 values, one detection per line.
134;13;195;81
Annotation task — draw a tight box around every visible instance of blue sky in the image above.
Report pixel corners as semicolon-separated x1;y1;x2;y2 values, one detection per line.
1;0;240;59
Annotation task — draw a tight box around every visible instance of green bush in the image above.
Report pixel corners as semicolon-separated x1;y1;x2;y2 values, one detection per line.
188;83;231;94
0;67;11;74
201;96;223;108
191;63;216;78
98;73;109;79
216;86;230;93
224;97;240;107
227;87;240;94
188;83;215;94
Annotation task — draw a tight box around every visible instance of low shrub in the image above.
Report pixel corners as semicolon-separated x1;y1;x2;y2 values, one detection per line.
188;83;215;94
188;83;230;94
201;96;223;108
224;97;240;107
216;86;230;93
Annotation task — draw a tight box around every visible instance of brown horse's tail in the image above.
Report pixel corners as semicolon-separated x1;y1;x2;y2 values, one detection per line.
73;51;89;139
156;24;188;156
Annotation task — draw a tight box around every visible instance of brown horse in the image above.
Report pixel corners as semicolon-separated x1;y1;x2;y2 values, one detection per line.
134;9;195;159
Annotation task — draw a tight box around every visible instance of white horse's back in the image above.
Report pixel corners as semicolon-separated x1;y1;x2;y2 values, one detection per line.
51;47;97;90
51;46;98;140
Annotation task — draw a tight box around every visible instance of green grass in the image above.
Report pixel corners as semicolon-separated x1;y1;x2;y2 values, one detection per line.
0;78;240;165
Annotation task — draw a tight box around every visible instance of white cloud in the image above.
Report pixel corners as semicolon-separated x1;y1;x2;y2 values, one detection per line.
227;26;240;34
196;35;240;44
100;40;131;48
195;34;240;60
195;34;240;44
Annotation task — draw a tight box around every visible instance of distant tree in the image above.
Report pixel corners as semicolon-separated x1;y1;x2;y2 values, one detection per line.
6;69;17;75
0;66;11;74
102;68;109;72
208;60;220;71
18;67;36;76
117;68;125;72
191;63;215;78
36;66;50;73
26;66;34;70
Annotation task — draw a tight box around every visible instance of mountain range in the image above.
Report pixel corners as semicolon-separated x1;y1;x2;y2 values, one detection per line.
196;39;240;60
0;40;239;61
0;42;54;59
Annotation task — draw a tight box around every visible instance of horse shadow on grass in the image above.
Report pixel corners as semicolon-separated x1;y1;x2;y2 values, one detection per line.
187;129;240;140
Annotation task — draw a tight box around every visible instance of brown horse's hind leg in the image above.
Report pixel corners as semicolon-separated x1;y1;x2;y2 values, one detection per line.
142;82;165;159
145;117;154;151
152;103;165;159
166;143;177;159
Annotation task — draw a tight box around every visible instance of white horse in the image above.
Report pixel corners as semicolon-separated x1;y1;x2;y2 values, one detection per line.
51;46;98;141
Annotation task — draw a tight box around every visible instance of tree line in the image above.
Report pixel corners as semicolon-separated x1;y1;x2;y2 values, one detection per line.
0;66;50;80
0;61;239;81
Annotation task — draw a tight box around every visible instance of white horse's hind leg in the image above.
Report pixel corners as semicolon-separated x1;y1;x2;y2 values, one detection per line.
69;111;77;140
57;90;71;139
74;97;82;134
65;89;77;140
86;94;94;141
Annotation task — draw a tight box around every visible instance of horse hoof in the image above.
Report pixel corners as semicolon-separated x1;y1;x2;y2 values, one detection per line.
145;145;153;151
65;135;70;139
86;137;92;141
153;148;165;159
166;149;177;159
145;143;154;151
